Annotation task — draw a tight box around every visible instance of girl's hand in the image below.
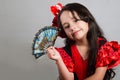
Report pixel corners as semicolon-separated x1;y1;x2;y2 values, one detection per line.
46;46;61;61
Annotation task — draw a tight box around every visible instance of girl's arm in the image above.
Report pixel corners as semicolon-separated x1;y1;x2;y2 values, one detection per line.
47;46;74;80
56;57;74;80
85;66;107;80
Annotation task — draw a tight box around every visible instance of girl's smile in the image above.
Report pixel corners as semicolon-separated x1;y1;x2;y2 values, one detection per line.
72;29;81;37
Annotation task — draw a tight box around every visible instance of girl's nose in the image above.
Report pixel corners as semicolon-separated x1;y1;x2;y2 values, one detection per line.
70;23;76;30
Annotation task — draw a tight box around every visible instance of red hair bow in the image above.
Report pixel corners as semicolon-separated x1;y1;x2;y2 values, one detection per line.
50;3;63;16
50;3;66;38
50;3;63;27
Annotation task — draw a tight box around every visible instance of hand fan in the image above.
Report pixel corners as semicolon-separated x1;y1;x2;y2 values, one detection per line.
32;26;59;59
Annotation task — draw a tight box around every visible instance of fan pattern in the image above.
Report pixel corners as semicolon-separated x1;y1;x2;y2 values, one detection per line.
32;26;58;59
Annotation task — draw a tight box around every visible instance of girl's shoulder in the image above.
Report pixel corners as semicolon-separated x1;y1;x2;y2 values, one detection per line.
55;46;74;72
96;41;120;69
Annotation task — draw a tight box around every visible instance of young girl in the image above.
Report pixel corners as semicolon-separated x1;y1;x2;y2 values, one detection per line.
47;3;120;80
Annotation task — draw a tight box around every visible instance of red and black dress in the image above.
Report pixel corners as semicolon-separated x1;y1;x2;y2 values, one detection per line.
56;40;120;80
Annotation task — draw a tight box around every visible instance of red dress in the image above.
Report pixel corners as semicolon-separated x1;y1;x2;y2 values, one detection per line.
56;41;120;80
56;44;88;80
71;44;88;80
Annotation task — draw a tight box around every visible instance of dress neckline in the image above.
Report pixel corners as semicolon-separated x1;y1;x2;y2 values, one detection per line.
72;44;88;61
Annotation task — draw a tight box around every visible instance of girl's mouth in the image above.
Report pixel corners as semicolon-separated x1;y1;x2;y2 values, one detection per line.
72;30;81;37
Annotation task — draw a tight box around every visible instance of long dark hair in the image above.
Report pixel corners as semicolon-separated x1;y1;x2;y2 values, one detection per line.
57;3;115;80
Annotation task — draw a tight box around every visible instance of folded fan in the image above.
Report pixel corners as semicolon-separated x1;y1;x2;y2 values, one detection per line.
32;26;59;59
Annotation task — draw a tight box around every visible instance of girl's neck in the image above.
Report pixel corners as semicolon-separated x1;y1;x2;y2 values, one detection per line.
75;38;89;47
75;39;89;60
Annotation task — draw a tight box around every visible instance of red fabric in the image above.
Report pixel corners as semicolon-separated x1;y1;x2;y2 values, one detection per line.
97;37;106;44
50;3;66;38
50;3;63;28
71;44;88;80
50;3;63;16
55;40;120;80
96;41;120;69
52;16;58;27
56;48;74;72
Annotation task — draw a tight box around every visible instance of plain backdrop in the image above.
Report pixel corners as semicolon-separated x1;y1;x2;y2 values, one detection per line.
0;0;120;80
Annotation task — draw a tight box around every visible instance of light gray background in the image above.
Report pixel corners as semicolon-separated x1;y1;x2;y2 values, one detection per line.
0;0;120;80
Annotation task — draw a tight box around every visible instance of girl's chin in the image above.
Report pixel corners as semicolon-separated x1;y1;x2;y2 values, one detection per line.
74;34;84;40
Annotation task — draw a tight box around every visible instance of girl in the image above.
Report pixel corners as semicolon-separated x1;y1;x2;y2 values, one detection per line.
47;3;120;80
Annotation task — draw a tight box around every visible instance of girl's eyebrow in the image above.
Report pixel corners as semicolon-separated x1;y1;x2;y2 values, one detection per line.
62;17;75;26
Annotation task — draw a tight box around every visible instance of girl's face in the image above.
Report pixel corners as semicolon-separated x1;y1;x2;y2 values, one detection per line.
60;11;89;41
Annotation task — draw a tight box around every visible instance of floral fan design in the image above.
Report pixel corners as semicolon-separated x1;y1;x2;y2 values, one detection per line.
32;26;59;59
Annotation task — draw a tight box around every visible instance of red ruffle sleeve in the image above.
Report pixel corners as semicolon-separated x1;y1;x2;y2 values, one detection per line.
55;48;74;72
96;41;120;69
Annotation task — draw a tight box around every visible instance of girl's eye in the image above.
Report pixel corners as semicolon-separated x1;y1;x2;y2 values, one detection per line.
74;19;80;22
64;25;70;29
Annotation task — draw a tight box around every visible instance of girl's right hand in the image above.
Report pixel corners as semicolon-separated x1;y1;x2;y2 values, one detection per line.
46;46;62;61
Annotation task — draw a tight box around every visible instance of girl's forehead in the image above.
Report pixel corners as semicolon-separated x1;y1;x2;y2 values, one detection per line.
61;11;73;18
60;11;79;20
60;12;72;25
